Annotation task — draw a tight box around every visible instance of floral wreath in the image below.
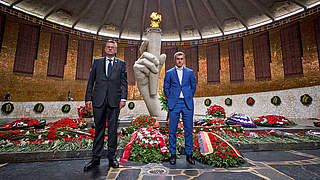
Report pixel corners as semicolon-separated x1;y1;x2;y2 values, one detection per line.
34;103;44;113
225;98;232;106
128;102;135;110
246;97;255;106
1;102;14;114
61;104;71;113
131;115;159;127
300;94;312;106
204;98;212;107
206;104;226;118
271;96;281;106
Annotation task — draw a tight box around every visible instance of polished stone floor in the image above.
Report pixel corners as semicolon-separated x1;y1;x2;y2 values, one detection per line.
1;149;320;180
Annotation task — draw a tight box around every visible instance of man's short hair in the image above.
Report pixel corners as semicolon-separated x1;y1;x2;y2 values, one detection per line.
174;51;185;59
106;40;118;47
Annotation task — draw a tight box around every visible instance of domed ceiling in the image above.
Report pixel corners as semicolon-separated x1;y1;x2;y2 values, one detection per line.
0;0;320;41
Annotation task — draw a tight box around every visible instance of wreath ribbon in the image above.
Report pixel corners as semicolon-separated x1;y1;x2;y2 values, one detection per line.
120;127;168;163
209;132;243;158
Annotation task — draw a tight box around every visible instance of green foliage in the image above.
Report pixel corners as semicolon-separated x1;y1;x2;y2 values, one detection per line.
128;142;171;163
159;92;168;111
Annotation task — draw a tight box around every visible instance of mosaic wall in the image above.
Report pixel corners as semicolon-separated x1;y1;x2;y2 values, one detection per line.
0;12;319;102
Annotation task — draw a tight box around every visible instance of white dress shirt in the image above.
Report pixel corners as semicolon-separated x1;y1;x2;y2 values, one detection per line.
176;66;184;98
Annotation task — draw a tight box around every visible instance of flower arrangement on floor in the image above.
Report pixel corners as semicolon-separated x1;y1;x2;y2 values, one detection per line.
206;104;226;118
48;118;79;130
193;131;246;168
0;118;46;131
131;115;159;128
77;106;93;120
194;118;225;127
225;113;256;128
253;115;295;127
193;125;244;134
0;117;96;152
314;122;320;127
120;127;170;163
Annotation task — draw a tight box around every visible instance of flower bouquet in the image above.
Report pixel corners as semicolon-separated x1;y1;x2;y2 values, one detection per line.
77;106;93;119
253;115;295;127
225;113;256;128
206;105;226;118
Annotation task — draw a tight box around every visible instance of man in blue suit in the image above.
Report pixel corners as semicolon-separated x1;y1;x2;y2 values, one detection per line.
163;51;197;165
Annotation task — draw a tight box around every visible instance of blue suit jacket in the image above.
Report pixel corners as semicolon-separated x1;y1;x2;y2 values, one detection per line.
163;66;197;110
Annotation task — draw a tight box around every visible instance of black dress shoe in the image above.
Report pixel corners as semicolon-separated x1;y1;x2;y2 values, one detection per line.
169;154;176;165
186;155;195;165
84;159;100;171
109;159;119;168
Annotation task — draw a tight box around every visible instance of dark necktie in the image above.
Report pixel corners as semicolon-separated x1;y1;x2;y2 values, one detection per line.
107;59;113;77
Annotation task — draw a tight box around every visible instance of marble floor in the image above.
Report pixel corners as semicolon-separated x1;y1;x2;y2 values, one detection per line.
1;149;320;180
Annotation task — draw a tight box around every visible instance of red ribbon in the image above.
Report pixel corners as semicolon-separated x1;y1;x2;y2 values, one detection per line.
120;127;168;163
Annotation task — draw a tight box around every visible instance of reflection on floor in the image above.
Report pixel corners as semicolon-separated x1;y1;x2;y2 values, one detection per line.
1;149;320;180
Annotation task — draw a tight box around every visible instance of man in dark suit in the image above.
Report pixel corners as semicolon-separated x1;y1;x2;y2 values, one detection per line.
163;51;197;165
84;40;128;170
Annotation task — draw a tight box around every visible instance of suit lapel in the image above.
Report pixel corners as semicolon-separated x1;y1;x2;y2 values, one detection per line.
110;57;119;76
103;57;107;77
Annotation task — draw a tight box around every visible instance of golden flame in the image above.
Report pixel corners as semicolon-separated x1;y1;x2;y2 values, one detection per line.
150;12;162;28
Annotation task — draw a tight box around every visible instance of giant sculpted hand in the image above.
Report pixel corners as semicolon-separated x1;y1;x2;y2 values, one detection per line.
133;41;166;116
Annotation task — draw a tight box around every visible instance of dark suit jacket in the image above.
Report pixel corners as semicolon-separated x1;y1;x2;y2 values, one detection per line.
163;66;197;110
85;57;128;108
